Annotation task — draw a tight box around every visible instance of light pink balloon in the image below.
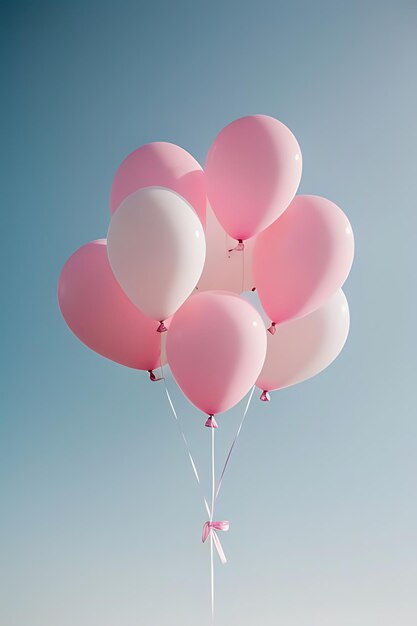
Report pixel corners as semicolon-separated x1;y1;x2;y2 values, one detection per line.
166;291;267;417
107;187;206;324
205;115;302;241
253;195;354;325
110;142;206;227
58;240;164;371
197;204;256;293
256;289;350;394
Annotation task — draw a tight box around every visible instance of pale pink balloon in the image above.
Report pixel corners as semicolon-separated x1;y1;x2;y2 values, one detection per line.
166;291;267;417
107;187;206;324
196;204;256;293
110;142;206;227
253;195;354;326
58;240;164;371
204;115;302;241
256;289;350;394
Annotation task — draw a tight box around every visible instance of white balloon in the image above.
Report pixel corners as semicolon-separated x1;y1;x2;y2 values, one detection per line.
244;289;350;393
196;204;255;293
107;187;206;322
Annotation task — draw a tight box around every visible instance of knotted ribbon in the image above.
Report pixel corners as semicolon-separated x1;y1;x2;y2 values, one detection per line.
260;389;270;402
202;521;230;565
228;239;244;252
148;369;162;382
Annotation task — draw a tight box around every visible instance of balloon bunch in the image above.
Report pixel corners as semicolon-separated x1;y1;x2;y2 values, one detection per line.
58;114;354;620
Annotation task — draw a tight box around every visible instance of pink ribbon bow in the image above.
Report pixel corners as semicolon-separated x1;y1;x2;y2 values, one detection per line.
202;521;230;564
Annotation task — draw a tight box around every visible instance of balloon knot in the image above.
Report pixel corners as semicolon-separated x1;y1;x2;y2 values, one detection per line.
148;370;162;382
228;239;244;252
260;390;270;402
205;415;218;428
251;287;256;292
157;321;168;333
268;322;277;335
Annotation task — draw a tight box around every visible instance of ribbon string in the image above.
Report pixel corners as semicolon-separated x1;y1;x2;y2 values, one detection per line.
216;385;255;500
241;245;245;293
162;375;211;519
210;427;215;621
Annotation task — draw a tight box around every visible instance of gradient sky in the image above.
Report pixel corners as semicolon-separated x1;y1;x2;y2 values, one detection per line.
2;1;417;625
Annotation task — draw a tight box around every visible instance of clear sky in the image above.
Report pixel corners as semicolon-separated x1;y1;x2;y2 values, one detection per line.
2;1;417;625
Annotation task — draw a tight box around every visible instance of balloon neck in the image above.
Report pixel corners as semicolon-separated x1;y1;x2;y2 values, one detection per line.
260;390;270;402
157;321;168;333
228;239;244;253
205;415;218;428
268;322;277;335
148;370;162;382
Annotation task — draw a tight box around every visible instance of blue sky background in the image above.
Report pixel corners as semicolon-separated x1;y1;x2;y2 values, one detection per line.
2;1;417;625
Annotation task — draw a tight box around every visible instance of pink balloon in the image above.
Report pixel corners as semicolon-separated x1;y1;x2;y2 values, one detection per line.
197;204;256;293
166;291;267;417
110;142;206;227
204;115;302;241
58;240;164;371
253;195;354;325
256;289;350;394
